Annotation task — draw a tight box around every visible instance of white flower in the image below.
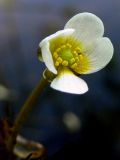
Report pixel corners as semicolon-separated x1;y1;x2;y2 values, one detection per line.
38;12;114;94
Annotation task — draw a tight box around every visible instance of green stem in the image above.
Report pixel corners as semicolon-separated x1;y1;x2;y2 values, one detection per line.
7;75;48;152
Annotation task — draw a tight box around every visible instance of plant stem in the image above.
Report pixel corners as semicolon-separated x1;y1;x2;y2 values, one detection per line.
7;76;48;152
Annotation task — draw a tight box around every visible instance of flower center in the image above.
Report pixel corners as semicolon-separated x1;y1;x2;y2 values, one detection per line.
50;36;90;74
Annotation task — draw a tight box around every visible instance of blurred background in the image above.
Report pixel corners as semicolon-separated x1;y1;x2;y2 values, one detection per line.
0;0;120;159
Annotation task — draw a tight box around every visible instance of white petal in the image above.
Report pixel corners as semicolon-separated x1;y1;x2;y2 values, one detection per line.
84;37;114;74
65;12;104;44
51;69;88;94
40;29;74;47
39;29;74;74
40;41;57;74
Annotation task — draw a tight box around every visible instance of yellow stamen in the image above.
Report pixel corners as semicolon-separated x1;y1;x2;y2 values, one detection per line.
53;52;58;59
70;58;75;64
73;51;78;56
66;43;72;48
79;55;83;60
57;57;63;63
62;60;68;66
61;45;66;49
71;63;77;69
49;35;90;74
56;48;61;52
75;47;81;52
55;61;59;67
75;57;79;62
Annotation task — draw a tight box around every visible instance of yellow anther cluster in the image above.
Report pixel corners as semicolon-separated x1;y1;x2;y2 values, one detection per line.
52;42;89;73
54;57;69;67
53;44;82;68
53;43;73;67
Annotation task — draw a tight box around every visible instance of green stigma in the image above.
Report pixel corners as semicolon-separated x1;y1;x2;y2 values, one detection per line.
59;48;73;62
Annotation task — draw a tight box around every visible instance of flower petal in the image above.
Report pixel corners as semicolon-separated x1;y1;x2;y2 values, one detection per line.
40;41;57;74
64;12;104;44
39;29;74;74
51;68;88;94
84;37;114;74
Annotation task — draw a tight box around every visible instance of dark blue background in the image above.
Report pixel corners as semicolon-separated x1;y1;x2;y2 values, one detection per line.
0;0;120;159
